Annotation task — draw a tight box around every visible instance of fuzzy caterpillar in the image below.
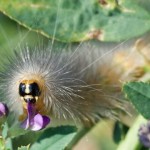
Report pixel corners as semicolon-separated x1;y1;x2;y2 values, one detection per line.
0;37;142;128
1;1;150;130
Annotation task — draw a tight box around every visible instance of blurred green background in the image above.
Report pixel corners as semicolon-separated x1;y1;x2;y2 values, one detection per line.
0;0;150;149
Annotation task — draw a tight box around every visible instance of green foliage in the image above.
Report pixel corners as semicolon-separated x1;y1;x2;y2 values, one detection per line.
0;0;150;42
30;126;77;150
123;82;150;119
18;145;30;150
12;130;42;150
113;121;129;144
0;0;150;150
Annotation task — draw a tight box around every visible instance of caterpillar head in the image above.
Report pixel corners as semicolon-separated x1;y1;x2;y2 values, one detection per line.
19;80;41;104
18;79;51;130
18;78;46;113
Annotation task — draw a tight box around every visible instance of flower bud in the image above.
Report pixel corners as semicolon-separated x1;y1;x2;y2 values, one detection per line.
0;103;8;117
138;121;150;148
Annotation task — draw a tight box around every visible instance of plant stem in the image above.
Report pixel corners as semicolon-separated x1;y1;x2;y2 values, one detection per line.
117;115;147;150
64;127;90;150
2;122;13;150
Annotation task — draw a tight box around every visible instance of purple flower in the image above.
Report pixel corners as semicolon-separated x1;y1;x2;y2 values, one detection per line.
138;121;150;148
20;102;50;131
0;102;8;117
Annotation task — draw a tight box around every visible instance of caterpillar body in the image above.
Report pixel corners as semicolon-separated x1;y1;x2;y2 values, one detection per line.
0;39;135;127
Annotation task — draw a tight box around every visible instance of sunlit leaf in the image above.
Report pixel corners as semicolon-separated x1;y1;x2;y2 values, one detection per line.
30;126;77;150
0;0;150;42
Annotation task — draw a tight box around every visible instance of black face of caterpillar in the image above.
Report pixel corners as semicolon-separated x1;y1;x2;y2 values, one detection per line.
19;82;41;104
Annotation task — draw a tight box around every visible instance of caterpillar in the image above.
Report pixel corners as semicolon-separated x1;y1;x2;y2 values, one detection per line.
0;1;150;150
1;13;149;130
0;37;141;128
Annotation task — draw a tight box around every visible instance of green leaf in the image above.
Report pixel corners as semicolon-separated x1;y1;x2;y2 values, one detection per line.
2;123;8;139
0;12;68;68
113;121;129;144
0;12;46;60
0;138;5;150
123;82;150;119
113;122;122;144
0;0;150;42
30;126;77;150
18;145;30;150
12;130;42;150
1;122;13;150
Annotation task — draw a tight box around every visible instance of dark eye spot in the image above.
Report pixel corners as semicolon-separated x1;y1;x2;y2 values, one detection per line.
29;82;41;96
19;83;26;96
19;82;41;97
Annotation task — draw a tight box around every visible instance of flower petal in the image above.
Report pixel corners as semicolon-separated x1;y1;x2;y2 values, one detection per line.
20;102;50;131
27;102;36;119
30;114;50;131
20;102;36;129
42;115;51;128
0;103;8;117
